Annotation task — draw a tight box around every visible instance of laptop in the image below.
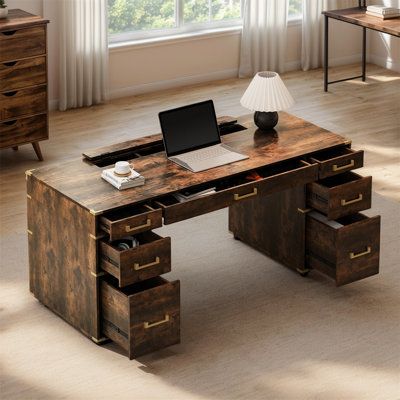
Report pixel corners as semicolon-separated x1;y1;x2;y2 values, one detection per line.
158;100;248;173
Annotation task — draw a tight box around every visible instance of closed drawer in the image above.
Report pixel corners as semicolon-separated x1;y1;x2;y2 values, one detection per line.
0;26;46;62
0;57;47;92
101;277;180;359
100;204;162;241
0;85;47;121
0;114;47;148
100;231;171;287
307;172;372;220
154;159;318;224
310;147;363;179
306;211;380;286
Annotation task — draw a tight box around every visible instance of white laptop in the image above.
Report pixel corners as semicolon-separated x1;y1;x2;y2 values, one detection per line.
158;100;248;173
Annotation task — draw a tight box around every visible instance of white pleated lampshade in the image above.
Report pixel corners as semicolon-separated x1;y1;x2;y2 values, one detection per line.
240;71;294;112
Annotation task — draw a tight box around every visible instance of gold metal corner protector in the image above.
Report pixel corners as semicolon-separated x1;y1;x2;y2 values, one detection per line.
91;336;108;344
89;209;103;216
296;267;310;274
27;229;33;235
27;194;32;200
90;271;105;278
89;233;106;240
297;208;312;214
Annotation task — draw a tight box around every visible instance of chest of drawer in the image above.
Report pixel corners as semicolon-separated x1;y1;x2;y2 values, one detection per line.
0;114;47;148
153;159;318;224
307;172;372;220
100;231;171;287
0;26;46;62
101;277;180;359
0;85;47;121
99;204;162;241
0;57;47;92
310;147;363;179
306;211;380;286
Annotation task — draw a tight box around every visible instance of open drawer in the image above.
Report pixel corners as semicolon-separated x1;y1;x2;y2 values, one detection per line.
101;276;180;359
306;211;380;286
153;159;318;224
99;204;162;241
100;232;171;287
309;146;363;179
307;172;372;220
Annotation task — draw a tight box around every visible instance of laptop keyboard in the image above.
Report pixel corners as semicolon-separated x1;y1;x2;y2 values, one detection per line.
181;145;233;162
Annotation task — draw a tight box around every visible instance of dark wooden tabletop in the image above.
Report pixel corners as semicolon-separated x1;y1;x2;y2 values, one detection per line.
323;7;400;37
0;9;48;31
31;113;349;213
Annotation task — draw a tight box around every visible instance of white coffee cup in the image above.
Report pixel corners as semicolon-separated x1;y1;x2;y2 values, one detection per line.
114;161;131;176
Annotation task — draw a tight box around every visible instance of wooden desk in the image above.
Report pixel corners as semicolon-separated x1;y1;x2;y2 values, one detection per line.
26;113;381;359
322;7;400;91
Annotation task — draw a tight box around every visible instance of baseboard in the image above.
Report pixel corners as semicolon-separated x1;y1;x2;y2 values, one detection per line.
368;53;400;73
109;68;238;99
49;99;59;111
329;53;363;67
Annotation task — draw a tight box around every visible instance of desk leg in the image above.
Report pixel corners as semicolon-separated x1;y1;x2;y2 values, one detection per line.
324;15;329;92
229;186;307;274
362;26;366;81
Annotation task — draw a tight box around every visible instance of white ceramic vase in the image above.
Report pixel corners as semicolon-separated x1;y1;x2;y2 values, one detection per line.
0;8;8;19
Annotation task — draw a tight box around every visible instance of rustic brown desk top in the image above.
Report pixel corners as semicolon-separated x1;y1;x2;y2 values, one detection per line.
323;7;400;37
0;9;49;31
30;113;349;213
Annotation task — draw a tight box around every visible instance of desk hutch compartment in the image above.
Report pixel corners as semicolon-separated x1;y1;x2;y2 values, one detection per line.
99;204;162;241
101;277;180;359
154;159;318;224
310;147;363;179
307;172;372;220
306;212;380;286
100;232;171;287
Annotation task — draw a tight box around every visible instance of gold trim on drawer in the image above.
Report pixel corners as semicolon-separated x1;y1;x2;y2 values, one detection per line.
144;314;170;329
125;218;151;232
133;256;160;271
234;187;258;201
341;194;363;206
350;246;371;259
332;159;354;172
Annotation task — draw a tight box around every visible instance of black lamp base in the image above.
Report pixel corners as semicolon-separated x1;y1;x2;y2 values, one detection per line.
254;111;278;131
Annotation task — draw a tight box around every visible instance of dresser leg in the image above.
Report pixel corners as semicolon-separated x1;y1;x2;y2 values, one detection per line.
12;146;18;151
32;142;44;161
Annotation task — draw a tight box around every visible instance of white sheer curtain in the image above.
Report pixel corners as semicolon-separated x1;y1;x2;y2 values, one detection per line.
301;0;357;71
59;0;108;111
239;0;289;77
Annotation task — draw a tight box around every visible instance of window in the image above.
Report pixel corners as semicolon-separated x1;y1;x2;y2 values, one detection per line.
288;0;302;20
109;0;242;43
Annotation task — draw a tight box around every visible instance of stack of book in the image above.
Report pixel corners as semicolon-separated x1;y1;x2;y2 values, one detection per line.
101;167;145;190
366;5;400;19
173;187;216;202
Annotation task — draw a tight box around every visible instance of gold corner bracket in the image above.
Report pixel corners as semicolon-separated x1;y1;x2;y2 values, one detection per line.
27;229;33;236
89;233;106;240
25;169;35;181
90;271;105;278
89;209;103;216
27;194;32;200
91;336;108;345
297;208;312;214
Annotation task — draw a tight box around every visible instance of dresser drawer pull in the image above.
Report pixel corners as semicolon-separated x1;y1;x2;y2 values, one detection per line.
144;314;170;329
2;91;18;97
234;187;258;201
133;257;160;271
332;159;354;172
341;194;363;206
125;218;151;232
350;246;371;259
3;61;18;67
1;30;17;36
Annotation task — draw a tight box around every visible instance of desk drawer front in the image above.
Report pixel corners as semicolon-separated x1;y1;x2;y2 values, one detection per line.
155;160;318;224
0;57;47;92
307;172;372;220
101;277;180;359
0;26;46;62
100;232;171;287
0;85;47;121
0;114;47;148
310;147;363;179
100;205;162;241
306;212;380;286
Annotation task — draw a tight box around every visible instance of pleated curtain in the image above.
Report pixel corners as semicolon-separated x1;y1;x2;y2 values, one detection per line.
59;0;108;111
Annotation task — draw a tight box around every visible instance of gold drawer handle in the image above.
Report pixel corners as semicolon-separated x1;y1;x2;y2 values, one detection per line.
133;257;160;271
350;246;371;259
234;187;258;201
341;194;363;206
332;159;354;172
144;314;170;329
125;218;151;232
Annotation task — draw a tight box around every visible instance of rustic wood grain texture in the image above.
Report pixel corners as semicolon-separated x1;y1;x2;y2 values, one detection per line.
229;186;308;272
323;7;400;37
100;231;172;287
0;84;47;120
307;172;372;220
27;175;101;339
32;112;349;213
0;9;49;31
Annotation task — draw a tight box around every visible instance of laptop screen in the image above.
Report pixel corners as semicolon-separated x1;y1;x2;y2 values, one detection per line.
159;100;221;157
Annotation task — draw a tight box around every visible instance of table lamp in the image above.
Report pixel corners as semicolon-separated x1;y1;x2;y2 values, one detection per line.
240;71;294;131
